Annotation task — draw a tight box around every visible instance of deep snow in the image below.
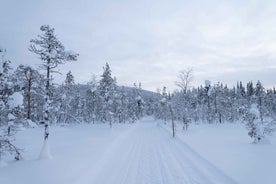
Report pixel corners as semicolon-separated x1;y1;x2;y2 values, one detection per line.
0;118;275;184
174;122;276;184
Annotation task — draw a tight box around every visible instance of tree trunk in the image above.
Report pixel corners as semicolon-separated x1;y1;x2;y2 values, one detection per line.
44;64;50;140
27;78;31;119
207;95;211;123
259;96;264;124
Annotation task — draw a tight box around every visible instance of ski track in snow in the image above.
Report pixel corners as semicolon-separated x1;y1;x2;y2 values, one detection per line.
73;119;238;184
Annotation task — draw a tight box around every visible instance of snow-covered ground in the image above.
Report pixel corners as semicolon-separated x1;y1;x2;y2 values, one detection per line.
0;117;275;184
173;122;276;184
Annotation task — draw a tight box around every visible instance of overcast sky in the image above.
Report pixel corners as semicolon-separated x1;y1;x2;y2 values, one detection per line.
1;0;276;91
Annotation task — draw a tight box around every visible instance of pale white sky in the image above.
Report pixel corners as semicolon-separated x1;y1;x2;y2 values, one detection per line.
1;0;276;91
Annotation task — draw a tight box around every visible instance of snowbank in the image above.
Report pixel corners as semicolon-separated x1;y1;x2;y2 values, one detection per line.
39;140;52;159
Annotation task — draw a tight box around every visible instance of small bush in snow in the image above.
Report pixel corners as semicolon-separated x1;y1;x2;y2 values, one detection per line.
245;104;276;143
0;127;22;161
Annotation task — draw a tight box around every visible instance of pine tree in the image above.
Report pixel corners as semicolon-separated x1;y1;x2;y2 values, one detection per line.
205;80;211;123
29;25;78;158
255;80;265;123
247;81;254;99
65;71;75;86
98;63;116;127
14;65;43;121
57;71;78;124
134;83;144;120
160;86;169;123
84;75;98;123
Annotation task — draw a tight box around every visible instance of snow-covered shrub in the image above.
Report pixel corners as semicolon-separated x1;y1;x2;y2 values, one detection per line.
245;103;276;143
0;127;22;161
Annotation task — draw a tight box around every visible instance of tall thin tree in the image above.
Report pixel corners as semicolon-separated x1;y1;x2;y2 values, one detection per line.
29;25;78;144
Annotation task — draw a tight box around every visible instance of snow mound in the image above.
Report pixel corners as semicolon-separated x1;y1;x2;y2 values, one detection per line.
252;137;271;145
39;140;52;159
26;119;38;128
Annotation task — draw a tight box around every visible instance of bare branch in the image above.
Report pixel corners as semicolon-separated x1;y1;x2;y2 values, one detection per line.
175;68;193;93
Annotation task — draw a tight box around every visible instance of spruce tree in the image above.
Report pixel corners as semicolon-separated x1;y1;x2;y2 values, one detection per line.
98;63;116;127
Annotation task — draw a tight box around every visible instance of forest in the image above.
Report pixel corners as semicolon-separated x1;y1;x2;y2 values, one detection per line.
1;25;276;161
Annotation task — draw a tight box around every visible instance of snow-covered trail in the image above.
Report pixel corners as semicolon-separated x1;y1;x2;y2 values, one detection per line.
74;118;238;184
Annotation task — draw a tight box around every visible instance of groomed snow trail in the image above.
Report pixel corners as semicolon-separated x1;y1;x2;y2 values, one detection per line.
74;118;238;184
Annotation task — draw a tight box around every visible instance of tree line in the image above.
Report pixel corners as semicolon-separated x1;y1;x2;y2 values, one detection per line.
154;74;276;142
1;25;276;160
0;25;154;160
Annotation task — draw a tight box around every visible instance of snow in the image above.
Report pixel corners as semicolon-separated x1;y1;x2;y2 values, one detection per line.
8;92;23;108
7;121;14;126
135;96;142;100
0;161;7;168
0;118;275;184
160;97;166;103
50;49;57;57
26;119;38;128
173;122;276;184
250;103;260;117
8;113;16;121
38;140;52;159
62;93;67;100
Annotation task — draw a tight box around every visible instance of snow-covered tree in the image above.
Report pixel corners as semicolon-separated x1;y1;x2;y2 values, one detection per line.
0;49;22;161
133;83;144;120
265;88;276;118
168;98;176;137
85;87;98;123
65;70;75;86
245;104;264;143
83;75;98;123
175;68;193;94
57;71;79;124
98;63;116;127
14;65;44;121
0;126;22;161
0;49;13;126
159;86;169;123
255;80;266;123
29;25;79;142
243;103;276;143
117;87;128;123
246;81;254;99
205;80;212;123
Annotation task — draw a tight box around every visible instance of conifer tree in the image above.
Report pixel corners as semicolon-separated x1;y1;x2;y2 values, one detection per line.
29;25;78;158
98;63;116;127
